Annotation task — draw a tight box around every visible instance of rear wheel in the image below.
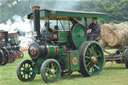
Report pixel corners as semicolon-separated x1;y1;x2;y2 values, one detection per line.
124;49;128;68
0;50;4;65
40;59;61;83
79;41;104;76
8;51;16;63
17;59;36;81
16;51;21;58
1;47;9;65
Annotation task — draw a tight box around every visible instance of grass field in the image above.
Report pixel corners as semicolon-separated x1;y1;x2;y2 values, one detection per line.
0;51;128;85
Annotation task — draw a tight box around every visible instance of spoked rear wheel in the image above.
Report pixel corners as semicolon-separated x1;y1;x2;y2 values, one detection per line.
40;59;61;83
1;47;9;65
8;51;16;63
16;51;21;58
79;41;104;76
17;59;36;81
0;50;4;65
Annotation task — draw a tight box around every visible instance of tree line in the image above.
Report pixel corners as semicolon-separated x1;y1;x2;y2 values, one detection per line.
0;0;128;23
75;0;128;23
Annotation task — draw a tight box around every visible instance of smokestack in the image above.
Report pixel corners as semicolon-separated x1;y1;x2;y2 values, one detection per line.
5;31;8;45
32;6;40;40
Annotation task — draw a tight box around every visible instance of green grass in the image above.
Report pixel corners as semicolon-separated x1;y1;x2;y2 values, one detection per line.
0;51;128;85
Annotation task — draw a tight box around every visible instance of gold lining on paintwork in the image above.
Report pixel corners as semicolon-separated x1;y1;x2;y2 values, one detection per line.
29;16;81;20
64;46;67;52
68;53;71;71
54;45;57;56
46;44;49;57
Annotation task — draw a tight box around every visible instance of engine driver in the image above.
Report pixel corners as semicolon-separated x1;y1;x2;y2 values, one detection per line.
87;18;100;41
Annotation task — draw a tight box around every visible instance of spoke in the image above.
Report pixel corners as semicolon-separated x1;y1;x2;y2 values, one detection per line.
25;63;28;68
25;74;28;79
94;64;99;70
48;64;50;69
93;44;97;48
89;67;94;73
94;51;101;58
88;48;93;55
46;69;49;73
90;46;95;54
85;56;90;59
86;62;91;67
48;74;50;78
46;65;51;72
95;48;102;58
94;52;98;57
51;63;54;69
28;64;31;67
45;73;48;78
89;62;95;68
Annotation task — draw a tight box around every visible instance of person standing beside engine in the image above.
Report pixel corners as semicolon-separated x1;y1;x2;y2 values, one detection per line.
87;18;100;41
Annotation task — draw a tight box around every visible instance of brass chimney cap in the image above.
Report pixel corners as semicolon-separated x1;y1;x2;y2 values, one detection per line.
32;6;40;10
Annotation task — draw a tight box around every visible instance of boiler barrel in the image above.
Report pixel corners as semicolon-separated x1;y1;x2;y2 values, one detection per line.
28;43;66;60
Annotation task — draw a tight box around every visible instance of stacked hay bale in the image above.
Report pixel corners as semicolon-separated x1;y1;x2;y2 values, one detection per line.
99;22;128;47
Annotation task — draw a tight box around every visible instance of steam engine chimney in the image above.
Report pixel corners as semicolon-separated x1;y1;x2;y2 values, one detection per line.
32;6;40;40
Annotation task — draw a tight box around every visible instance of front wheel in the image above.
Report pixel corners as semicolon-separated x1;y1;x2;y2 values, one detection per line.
17;59;36;81
79;41;104;76
40;59;61;83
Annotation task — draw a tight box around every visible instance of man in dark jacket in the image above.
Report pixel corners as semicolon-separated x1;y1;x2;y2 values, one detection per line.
87;18;100;41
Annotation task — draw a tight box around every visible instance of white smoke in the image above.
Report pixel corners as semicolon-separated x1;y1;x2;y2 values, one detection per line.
0;15;33;32
0;0;80;33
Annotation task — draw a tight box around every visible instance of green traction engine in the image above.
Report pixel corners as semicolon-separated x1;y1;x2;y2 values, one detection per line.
17;6;107;83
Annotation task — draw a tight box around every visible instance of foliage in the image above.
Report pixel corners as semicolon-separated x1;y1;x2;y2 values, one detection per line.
75;0;128;23
0;0;55;23
0;0;128;23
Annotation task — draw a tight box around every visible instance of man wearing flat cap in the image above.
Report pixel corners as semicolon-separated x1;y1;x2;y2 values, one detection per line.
87;18;100;41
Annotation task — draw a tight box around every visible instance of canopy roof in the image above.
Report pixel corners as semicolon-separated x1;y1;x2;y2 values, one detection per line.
27;9;108;20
